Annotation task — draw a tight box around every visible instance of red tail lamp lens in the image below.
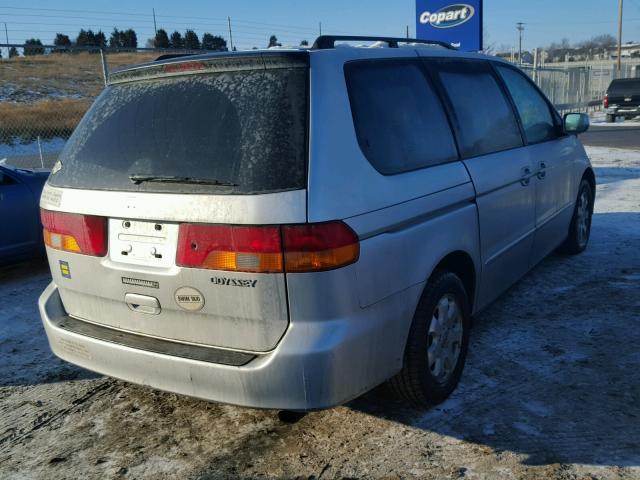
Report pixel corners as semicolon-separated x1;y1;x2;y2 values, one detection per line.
177;224;283;273
283;222;359;272
41;209;107;256
177;221;360;273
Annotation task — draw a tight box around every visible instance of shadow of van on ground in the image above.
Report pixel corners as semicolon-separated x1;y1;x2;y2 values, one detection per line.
351;211;640;467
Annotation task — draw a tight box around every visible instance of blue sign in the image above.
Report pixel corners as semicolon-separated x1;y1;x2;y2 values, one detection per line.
416;1;483;51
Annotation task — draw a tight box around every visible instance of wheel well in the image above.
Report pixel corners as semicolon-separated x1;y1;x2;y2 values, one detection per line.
583;167;596;198
432;251;476;305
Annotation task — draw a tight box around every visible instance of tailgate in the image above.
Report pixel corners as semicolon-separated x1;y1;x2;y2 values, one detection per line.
40;53;309;352
41;187;306;352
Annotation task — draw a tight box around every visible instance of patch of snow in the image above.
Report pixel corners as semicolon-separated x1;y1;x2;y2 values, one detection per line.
589;111;640;127
584;145;640;169
0;137;66;158
0;83;85;103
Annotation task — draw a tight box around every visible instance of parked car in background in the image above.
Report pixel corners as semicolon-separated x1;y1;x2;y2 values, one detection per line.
0;163;49;265
604;77;640;122
38;36;595;412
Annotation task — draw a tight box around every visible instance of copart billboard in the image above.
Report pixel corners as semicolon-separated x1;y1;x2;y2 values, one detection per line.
416;1;483;51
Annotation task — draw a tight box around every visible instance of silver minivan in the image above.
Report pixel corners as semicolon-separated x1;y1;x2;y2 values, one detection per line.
38;36;594;411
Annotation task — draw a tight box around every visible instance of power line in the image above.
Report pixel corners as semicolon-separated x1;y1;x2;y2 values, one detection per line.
0;6;322;34
0;16;323;38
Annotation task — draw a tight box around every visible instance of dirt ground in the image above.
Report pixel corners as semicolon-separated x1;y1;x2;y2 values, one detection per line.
0;146;639;479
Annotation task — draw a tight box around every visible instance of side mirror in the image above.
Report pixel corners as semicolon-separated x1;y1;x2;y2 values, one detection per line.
563;113;589;135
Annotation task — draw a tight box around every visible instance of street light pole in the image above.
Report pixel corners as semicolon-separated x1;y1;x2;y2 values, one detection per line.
617;0;623;74
516;22;525;64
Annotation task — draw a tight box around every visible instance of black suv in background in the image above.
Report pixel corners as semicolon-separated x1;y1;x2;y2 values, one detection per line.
603;77;640;122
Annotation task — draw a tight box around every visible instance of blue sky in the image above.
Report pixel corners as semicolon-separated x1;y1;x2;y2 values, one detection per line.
1;0;639;51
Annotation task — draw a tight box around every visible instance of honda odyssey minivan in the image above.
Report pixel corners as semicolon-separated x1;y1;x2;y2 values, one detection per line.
38;36;594;410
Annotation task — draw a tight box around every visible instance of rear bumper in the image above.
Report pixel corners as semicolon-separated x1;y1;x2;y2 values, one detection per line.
605;106;640;115
39;281;420;410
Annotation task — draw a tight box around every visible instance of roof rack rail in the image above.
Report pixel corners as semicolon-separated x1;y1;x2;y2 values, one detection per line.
311;35;455;50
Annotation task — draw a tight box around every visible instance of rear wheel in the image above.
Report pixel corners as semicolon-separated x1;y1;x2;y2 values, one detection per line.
559;179;594;255
390;271;470;408
606;113;615;123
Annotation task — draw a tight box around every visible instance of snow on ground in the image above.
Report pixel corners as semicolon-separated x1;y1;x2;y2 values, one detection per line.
0;83;85;103
590;110;640;127
0;147;638;479
0;138;66;159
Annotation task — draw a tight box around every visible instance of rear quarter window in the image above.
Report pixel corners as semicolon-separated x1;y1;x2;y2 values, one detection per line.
344;59;459;175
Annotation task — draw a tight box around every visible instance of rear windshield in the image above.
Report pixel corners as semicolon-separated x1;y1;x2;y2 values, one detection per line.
49;57;308;194
608;79;640;95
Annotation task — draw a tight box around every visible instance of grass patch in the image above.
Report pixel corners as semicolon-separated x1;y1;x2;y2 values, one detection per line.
0;52;156;142
1;52;158;100
0;98;92;142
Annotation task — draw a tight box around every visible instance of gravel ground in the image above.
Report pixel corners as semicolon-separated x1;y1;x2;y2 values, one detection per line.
0;146;638;479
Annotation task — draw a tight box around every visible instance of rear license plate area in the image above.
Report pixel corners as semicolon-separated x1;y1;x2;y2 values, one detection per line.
109;219;179;268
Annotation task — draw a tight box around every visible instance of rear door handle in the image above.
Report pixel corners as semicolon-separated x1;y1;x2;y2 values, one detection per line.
125;293;161;315
520;166;532;186
537;161;547;179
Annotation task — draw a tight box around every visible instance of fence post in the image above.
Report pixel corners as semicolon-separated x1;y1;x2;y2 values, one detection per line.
100;48;109;86
37;136;44;169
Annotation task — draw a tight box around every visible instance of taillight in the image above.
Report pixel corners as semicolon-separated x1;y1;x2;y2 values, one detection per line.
283;222;359;272
176;224;284;273
176;221;359;273
603;94;609;108
41;209;107;256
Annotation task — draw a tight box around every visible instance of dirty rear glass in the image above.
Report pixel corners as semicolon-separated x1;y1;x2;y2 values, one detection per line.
49;56;308;194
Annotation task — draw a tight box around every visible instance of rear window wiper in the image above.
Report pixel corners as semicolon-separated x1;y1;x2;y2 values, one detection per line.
129;174;238;187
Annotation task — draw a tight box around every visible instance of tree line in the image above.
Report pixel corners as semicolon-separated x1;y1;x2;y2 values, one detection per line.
12;27;231;56
6;29;311;57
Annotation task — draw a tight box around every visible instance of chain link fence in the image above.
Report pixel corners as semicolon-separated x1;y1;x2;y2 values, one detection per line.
0;45;201;169
1;44;639;170
522;61;640;114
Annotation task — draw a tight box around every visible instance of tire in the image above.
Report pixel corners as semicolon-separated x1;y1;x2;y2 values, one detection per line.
559;179;594;255
389;271;471;408
606;114;615;123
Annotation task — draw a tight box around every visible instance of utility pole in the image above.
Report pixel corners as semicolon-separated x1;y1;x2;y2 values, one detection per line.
617;0;623;73
152;8;157;36
4;23;8;59
406;25;409;39
228;16;234;51
516;22;525;64
319;22;322;36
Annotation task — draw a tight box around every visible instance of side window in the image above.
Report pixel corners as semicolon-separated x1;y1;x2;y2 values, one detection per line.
496;65;558;144
430;59;523;158
344;59;458;175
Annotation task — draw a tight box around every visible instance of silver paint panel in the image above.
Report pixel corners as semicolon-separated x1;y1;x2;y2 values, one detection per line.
40;184;307;225
463;147;537;311
46;247;289;352
307;50;472;222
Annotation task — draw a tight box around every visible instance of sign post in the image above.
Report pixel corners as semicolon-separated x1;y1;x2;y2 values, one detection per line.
415;1;483;51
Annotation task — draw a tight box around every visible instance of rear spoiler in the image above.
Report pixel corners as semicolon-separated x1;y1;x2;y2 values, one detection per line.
109;52;309;85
